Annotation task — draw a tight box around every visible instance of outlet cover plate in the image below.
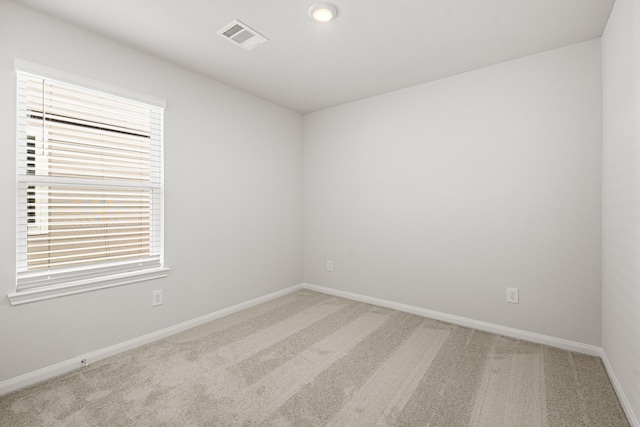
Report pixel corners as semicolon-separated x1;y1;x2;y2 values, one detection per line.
506;287;519;304
152;289;163;306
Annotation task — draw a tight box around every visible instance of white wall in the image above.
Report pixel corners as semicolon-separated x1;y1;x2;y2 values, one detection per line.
602;0;640;423
304;39;602;345
0;0;303;383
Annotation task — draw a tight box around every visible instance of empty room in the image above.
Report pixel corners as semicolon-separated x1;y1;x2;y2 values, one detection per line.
0;0;638;425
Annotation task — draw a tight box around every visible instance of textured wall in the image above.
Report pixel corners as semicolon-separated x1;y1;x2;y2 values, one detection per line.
602;0;640;423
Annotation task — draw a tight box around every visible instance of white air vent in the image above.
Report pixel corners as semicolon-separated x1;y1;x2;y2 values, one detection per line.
217;20;269;51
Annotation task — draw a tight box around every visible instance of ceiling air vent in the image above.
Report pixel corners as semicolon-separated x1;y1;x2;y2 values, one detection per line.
217;20;269;51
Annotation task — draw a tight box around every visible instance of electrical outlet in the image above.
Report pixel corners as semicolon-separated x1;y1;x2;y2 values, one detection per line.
152;289;163;307
326;260;333;272
506;287;519;304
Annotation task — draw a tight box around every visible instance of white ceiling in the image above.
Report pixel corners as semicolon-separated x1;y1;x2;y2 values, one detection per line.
15;0;615;113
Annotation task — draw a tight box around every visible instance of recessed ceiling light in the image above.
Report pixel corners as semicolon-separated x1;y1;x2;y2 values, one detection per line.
308;3;337;23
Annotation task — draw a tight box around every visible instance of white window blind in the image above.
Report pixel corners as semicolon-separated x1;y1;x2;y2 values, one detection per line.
16;71;165;293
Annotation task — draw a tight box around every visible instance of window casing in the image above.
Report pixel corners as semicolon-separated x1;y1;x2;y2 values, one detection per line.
11;67;167;305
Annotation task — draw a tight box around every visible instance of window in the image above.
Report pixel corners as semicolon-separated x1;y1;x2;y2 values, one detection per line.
10;64;168;305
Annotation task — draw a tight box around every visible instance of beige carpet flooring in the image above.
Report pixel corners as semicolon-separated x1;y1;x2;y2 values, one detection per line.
0;289;630;426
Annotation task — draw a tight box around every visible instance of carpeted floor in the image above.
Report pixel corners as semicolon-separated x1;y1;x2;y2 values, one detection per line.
0;289;630;426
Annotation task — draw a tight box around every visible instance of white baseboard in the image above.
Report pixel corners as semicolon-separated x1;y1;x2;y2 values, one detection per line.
0;284;303;396
302;283;601;356
600;349;639;427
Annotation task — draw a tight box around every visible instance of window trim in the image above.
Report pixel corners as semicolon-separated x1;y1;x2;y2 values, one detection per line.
14;58;166;108
11;59;169;305
8;268;170;305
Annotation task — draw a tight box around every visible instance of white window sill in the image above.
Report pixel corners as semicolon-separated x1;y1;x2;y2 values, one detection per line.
7;268;170;306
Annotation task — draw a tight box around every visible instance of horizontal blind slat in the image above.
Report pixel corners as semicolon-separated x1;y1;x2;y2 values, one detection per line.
21;228;154;242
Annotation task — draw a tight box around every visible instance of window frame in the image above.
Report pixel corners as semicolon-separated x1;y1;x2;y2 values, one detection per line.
9;59;169;306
